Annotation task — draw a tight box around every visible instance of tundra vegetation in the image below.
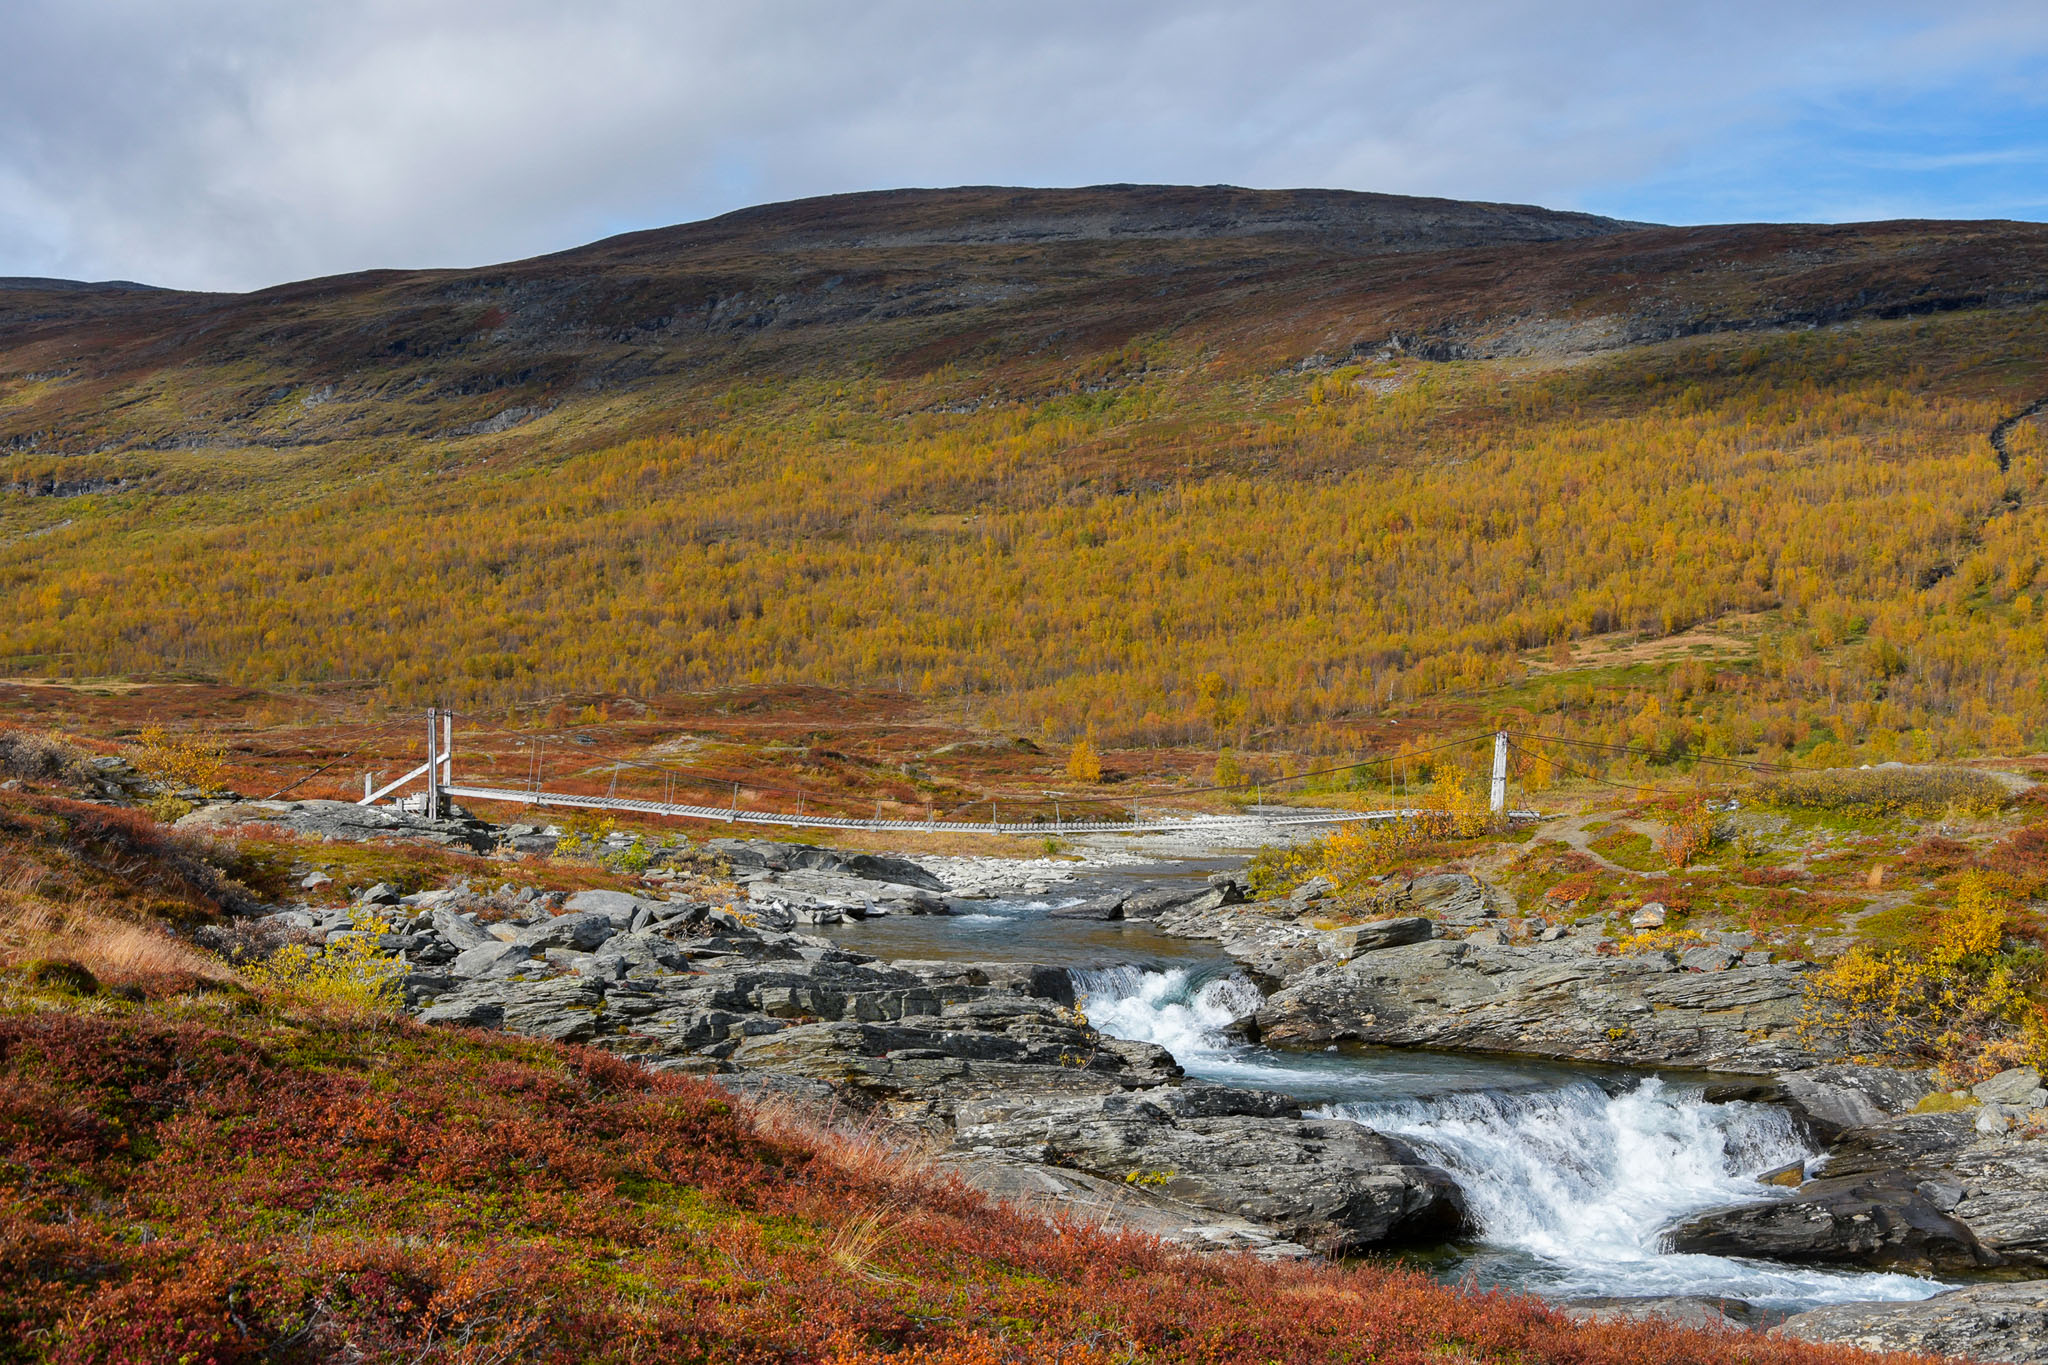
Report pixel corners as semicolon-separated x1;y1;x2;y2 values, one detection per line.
0;754;1921;1365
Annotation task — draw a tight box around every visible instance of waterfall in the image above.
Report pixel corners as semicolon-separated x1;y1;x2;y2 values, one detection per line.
1323;1082;1946;1308
1074;964;1947;1310
1069;963;1265;1073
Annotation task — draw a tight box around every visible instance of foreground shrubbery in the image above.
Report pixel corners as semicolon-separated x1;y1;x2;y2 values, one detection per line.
0;984;1914;1365
0;792;244;993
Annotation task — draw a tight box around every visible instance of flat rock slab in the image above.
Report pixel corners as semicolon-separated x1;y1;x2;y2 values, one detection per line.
1774;1282;2048;1363
1251;937;1821;1070
1560;1297;1761;1330
748;868;949;916
1666;1171;1999;1272
709;839;946;892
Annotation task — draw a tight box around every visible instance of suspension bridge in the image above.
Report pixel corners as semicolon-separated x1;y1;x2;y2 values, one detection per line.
357;710;1536;836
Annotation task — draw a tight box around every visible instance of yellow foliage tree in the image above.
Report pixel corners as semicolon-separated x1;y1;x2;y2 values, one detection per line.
1065;735;1103;785
132;724;227;793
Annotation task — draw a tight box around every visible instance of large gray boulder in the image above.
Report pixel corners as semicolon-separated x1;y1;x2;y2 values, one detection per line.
747;868;949;918
1324;917;1434;957
1977;1067;2047;1107
708;839;946;891
583;930;694;979
1664;1170;2000;1271
429;907;493;951
513;912;619;952
1778;1064;1936;1139
1774;1282;2048;1363
1121;885;1231;920
449;941;538;979
1049;892;1128;920
563;889;653;925
952;1087;1468;1254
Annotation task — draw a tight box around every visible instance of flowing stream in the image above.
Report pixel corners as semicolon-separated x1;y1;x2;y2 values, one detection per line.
1071;963;1946;1312
824;875;1952;1313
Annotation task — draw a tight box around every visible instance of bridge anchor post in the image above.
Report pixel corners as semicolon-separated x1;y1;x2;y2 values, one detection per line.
1490;731;1509;817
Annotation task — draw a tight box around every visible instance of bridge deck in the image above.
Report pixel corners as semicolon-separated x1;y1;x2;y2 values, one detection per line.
441;783;1534;836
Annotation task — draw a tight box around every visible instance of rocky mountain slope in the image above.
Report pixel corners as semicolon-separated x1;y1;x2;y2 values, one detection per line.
4;185;2045;453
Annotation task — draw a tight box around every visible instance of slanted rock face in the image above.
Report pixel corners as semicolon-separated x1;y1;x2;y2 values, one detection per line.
1248;937;1819;1070
1776;1065;1936;1140
1818;1111;2048;1268
1773;1282;2048;1363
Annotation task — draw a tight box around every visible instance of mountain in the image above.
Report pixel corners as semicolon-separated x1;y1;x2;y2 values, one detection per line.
3;185;2047;764
3;185;2043;453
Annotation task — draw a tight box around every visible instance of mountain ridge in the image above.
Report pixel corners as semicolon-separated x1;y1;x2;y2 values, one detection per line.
3;185;2046;457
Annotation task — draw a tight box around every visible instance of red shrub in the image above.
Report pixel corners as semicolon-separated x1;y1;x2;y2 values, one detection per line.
0;999;1926;1365
1982;823;2048;897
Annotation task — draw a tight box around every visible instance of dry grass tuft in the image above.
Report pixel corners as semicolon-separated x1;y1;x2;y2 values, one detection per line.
0;853;230;991
744;1090;942;1191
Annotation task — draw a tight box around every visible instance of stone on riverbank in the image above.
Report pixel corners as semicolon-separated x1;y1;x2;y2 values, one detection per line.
1665;1170;2000;1271
951;1086;1470;1254
1774;1282;2048;1363
1775;1065;1936;1140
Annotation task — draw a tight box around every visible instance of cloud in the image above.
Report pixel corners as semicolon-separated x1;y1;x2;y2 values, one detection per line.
2;0;2045;290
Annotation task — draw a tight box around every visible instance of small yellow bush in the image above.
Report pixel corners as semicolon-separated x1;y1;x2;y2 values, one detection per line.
132;724;228;794
1612;928;1710;956
1246;768;1497;903
241;915;404;1018
1800;872;2046;1081
1066;735;1103;785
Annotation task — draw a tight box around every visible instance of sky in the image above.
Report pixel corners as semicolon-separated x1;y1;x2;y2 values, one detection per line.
4;0;2047;293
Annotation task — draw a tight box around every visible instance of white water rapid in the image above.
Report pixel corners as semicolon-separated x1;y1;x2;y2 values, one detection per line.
1073;964;1949;1312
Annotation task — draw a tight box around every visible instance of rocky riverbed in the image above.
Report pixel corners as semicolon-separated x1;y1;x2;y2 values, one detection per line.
232;823;2048;1360
1146;864;2048;1359
234;838;1471;1261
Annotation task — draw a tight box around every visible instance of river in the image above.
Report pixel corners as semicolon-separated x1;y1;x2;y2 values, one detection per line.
817;860;1950;1316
